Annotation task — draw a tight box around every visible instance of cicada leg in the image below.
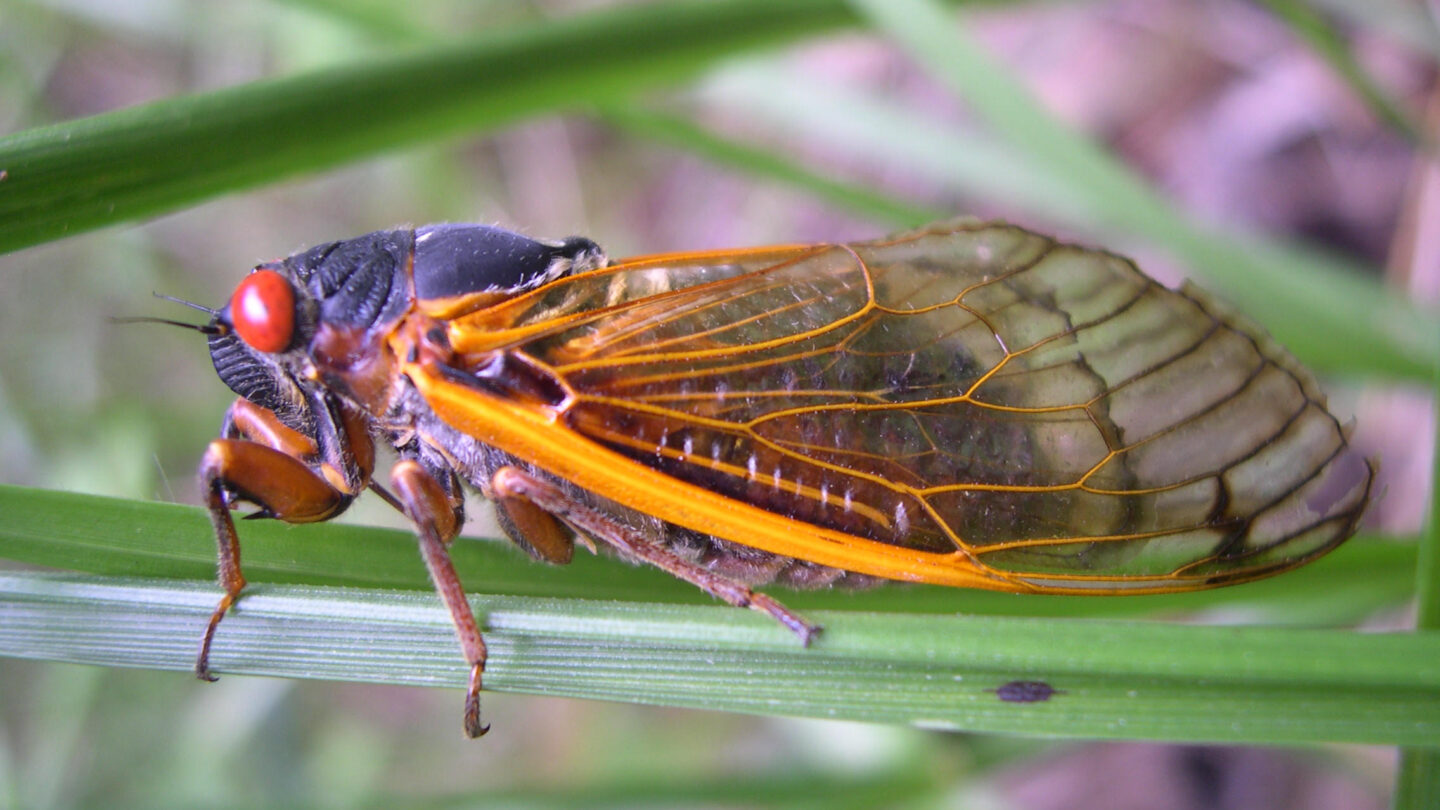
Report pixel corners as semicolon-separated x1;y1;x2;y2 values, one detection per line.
489;466;821;646
492;490;577;565
196;400;354;682
196;397;371;683
389;459;490;738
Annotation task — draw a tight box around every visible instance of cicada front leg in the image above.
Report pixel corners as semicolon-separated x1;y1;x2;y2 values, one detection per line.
196;397;372;683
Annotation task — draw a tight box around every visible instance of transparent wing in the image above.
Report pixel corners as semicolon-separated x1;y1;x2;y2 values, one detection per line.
446;221;1372;591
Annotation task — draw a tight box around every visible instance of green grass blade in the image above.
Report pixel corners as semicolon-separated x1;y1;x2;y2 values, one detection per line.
0;0;930;255
1306;0;1440;61
2;572;1437;747
600;105;947;227
1393;364;1440;808
0;485;1416;623
847;0;1153;213
1257;0;1426;143
826;0;1438;379
0;483;1430;747
393;769;941;810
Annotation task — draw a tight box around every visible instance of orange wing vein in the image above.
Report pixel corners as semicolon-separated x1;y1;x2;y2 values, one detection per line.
421;221;1373;593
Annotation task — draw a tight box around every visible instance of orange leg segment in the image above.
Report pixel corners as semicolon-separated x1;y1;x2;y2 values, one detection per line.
195;437;348;682
494;493;575;564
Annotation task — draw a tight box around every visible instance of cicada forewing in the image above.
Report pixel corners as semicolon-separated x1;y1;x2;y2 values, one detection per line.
412;221;1372;595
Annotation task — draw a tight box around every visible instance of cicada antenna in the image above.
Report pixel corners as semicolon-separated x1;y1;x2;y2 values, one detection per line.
110;292;224;334
109;315;223;335
152;292;221;317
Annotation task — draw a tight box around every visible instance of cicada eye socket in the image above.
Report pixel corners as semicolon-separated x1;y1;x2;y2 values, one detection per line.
229;269;297;353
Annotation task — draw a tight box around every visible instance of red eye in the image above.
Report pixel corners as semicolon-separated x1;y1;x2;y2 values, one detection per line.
230;270;296;353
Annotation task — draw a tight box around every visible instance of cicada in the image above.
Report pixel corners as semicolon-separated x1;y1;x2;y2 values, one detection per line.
171;220;1371;737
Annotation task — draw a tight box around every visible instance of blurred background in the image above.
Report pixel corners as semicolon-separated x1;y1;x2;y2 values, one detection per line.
0;0;1435;807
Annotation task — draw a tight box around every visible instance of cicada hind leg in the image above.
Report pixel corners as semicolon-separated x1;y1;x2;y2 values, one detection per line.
490;467;822;646
195;397;371;683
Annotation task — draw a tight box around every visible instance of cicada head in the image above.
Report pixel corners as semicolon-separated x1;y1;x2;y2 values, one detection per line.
204;229;415;427
206;225;607;424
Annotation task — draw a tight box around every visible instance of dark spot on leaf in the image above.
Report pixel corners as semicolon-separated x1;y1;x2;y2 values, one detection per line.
992;680;1059;703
